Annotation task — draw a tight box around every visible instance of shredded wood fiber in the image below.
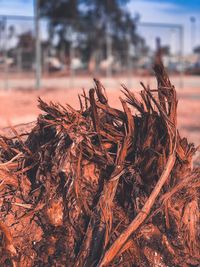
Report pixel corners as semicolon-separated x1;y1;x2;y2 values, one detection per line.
0;61;199;267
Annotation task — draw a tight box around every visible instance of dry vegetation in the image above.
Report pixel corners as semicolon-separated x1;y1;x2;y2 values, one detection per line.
0;59;199;266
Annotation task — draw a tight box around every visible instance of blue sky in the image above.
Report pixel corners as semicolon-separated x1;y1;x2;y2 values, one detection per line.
0;0;199;53
145;0;200;12
0;0;34;16
0;0;199;16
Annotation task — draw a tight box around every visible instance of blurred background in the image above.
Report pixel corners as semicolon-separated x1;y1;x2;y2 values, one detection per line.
0;0;199;150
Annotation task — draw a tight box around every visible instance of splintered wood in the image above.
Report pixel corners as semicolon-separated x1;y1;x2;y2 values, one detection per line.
0;62;199;266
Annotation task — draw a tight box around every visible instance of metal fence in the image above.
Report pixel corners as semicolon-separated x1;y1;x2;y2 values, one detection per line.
0;16;36;90
0;15;184;90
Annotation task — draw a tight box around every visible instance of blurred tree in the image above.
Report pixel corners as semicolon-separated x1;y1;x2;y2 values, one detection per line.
39;0;81;50
39;0;143;70
81;0;141;62
16;31;35;70
160;45;170;56
193;46;200;54
8;25;15;40
18;31;35;51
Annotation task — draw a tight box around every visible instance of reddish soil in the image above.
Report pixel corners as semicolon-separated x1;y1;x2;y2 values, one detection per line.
0;86;199;146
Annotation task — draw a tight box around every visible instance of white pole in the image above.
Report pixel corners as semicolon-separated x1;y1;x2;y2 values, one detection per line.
34;0;41;89
190;17;196;52
179;26;184;89
4;17;9;90
106;22;112;77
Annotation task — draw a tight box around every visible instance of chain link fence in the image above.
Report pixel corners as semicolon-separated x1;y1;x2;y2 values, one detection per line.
0;16;36;89
0;15;184;90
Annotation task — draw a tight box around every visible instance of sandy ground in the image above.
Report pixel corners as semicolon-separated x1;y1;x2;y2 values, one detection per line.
0;76;199;149
1;74;200;90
